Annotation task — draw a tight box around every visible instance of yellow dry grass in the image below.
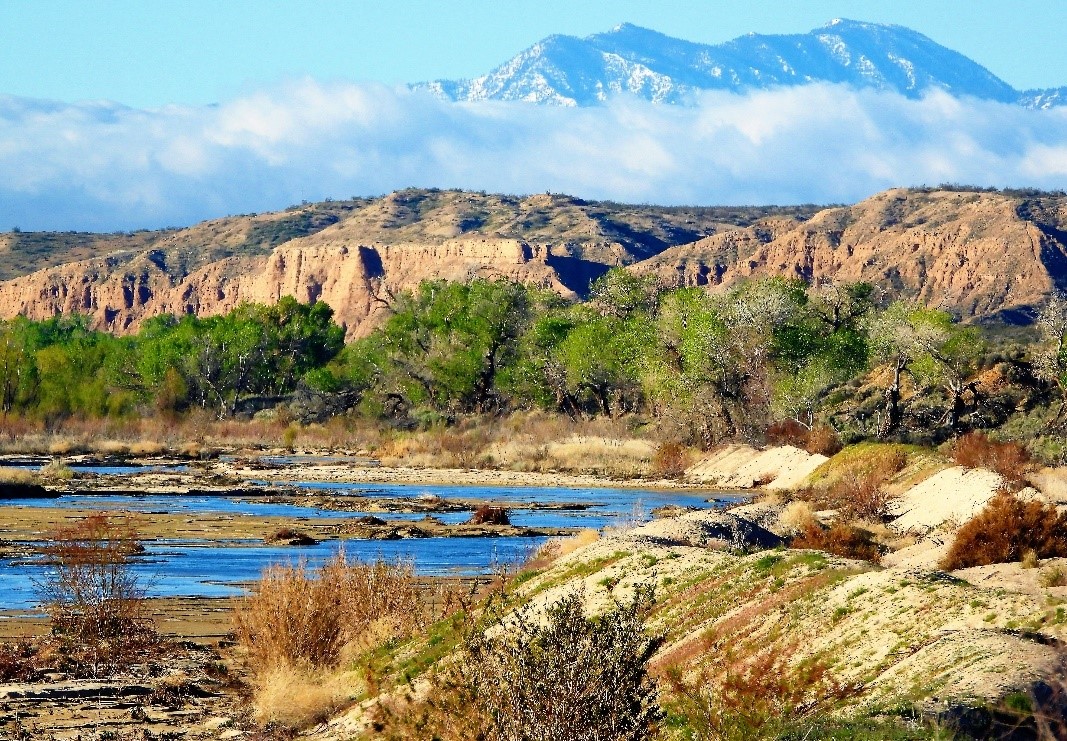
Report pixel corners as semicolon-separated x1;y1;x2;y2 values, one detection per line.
0;467;37;484
128;440;166;456
776;500;816;536
251;665;356;729
93;439;131;456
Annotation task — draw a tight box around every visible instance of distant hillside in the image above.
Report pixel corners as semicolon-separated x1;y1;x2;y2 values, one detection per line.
3;187;1067;335
416;19;1061;108
0;190;817;337
637;187;1067;324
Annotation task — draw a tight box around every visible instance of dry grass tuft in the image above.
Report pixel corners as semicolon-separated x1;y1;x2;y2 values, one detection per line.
522;529;600;572
128;440;165;456
93;439;130;456
0;467;37;484
952;432;1032;488
776;500;816;536
252;665;352;729
1040;564;1067;588
233;553;426;673
1021;549;1040;569
941;492;1067;570
47;439;76;455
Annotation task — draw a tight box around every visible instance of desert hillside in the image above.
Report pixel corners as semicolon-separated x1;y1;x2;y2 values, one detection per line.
2;187;1067;336
0;191;808;337
639;187;1067;323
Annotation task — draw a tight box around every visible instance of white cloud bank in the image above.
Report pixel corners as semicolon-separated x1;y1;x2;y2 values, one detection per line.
2;80;1067;231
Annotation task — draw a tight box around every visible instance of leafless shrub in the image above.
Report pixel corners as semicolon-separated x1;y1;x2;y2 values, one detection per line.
799;446;906;522
35;514;149;645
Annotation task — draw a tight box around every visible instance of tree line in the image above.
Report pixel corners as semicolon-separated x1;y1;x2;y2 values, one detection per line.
2;271;1064;450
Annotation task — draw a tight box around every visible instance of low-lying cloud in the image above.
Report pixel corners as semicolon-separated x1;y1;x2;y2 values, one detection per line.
2;81;1067;231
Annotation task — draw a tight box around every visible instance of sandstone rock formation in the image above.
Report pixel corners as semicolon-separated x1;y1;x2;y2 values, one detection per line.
0;189;751;337
2;187;1067;336
638;188;1067;323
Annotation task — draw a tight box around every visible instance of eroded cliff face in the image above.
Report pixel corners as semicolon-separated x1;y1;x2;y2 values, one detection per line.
2;188;1067;334
0;235;585;336
638;189;1067;321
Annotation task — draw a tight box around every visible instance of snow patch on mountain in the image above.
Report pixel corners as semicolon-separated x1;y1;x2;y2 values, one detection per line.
415;19;1058;108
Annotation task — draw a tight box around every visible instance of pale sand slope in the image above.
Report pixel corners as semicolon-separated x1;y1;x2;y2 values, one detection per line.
314;529;1066;739
1029;467;1067;504
685;443;827;490
888;466;1006;535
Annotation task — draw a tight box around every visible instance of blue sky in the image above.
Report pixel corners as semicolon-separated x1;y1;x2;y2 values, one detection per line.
1;0;1065;106
2;1;1067;231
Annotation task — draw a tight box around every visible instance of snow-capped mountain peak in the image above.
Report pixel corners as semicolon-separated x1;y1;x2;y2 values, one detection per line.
414;20;1058;108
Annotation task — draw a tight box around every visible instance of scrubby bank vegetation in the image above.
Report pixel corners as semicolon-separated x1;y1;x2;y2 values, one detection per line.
224;532;1067;739
2;270;1067;464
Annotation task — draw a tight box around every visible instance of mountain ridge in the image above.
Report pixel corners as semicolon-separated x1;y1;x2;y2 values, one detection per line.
2;187;1067;336
415;19;1060;108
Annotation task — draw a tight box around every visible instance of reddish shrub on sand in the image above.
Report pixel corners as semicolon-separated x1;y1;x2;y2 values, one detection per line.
765;420;810;449
941;492;1067;570
952;432;1032;488
652;442;691;479
805;426;843;457
791;521;882;563
765;421;842;457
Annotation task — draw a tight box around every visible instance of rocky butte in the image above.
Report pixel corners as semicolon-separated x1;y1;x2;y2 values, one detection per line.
0;186;1065;336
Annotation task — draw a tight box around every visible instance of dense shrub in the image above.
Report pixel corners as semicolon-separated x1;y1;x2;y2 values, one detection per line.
232;553;425;672
766;421;843;457
941;493;1067;570
791;521;883;563
652;441;692;479
765;419;810;448
467;587;664;741
952;432;1032;488
468;505;511;526
0;640;42;682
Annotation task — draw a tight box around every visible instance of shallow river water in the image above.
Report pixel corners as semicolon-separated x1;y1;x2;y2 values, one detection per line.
0;477;741;610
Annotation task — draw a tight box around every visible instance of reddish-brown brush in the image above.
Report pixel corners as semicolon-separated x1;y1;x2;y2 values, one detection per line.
652;441;692;479
952;432;1032;488
468;505;511;526
791;522;882;563
941;492;1067;570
